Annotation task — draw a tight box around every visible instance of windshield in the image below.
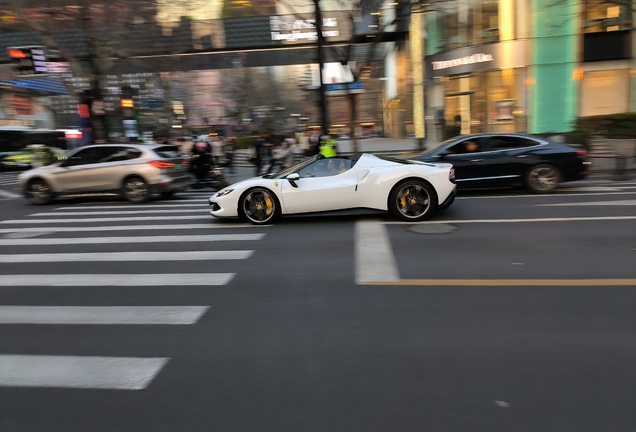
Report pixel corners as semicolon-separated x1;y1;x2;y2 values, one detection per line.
263;155;319;179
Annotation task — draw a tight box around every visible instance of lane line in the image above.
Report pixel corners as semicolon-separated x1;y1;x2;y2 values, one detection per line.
385;216;636;225
0;233;264;246
0;223;262;234
54;204;209;210
0;250;254;263
31;209;207;216
0;273;235;286
456;191;636;200
0;355;168;390
1;216;214;224
355;220;399;284
538;200;636;207
0;306;209;324
362;279;636;286
0;189;21;199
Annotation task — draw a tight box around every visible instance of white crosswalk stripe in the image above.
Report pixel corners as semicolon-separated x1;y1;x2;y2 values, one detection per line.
0;201;264;391
0;172;20;186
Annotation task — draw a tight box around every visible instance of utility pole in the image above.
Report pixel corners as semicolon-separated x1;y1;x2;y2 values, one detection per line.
313;0;328;134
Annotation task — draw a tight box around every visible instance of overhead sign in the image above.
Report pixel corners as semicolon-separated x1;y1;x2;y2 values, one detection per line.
432;53;494;71
269;15;339;42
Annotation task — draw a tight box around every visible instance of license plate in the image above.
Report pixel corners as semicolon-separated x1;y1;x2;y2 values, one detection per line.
174;164;183;170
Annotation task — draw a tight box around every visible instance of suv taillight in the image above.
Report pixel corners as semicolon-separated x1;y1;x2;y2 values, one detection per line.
149;160;175;169
576;149;587;157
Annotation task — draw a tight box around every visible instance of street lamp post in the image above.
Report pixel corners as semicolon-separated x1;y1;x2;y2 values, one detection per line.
313;0;328;134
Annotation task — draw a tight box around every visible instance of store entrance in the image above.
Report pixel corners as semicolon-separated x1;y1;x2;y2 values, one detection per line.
444;75;488;138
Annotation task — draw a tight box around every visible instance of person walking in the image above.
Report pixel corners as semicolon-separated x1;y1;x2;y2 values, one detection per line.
211;135;225;166
224;136;236;175
251;134;263;175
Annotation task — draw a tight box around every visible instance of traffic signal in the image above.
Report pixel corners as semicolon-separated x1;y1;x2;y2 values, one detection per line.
7;46;48;77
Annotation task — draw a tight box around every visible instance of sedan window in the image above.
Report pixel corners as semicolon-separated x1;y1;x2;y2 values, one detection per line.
488;136;542;151
445;138;488;154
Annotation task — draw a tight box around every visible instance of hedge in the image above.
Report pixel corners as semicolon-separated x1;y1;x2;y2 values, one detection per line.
574;113;636;139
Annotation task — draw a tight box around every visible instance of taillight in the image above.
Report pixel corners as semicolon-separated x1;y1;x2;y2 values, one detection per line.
576;149;587;157
449;167;455;181
182;161;189;167
148;160;175;169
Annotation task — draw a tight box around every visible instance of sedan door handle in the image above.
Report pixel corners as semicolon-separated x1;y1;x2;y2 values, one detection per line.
470;159;482;162
517;155;529;158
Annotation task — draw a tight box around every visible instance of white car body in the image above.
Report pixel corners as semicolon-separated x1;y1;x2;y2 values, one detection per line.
209;154;456;221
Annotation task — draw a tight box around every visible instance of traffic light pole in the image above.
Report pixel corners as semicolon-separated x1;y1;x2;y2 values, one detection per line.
313;0;328;135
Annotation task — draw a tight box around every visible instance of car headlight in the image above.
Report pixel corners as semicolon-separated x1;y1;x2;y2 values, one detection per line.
216;188;234;197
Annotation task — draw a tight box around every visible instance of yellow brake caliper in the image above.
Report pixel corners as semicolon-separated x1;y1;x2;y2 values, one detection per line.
264;196;273;216
400;189;409;209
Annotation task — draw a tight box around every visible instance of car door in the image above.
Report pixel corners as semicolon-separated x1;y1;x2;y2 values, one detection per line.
52;147;111;192
489;136;545;179
435;137;493;185
280;158;357;214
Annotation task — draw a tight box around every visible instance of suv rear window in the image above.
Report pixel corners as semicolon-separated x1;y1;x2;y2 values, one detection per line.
153;146;180;159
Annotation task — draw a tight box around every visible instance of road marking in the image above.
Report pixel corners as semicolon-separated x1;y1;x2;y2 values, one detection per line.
0;189;21;199
385;216;636;225
1;215;212;224
355;220;399;283
54;204;209;210
0;306;210;324
0;233;264;246
0;355;168;390
362;279;636;286
538;200;636;207
557;186;621;192
0;223;261;234
0;273;235;286
0;250;254;263
31;209;209;216
456;191;636;200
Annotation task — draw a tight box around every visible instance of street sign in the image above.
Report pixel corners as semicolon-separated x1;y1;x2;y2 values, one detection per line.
325;81;364;95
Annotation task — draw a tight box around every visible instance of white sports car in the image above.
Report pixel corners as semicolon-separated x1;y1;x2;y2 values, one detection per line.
209;154;456;224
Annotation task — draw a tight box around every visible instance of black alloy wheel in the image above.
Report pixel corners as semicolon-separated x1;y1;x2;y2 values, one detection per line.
239;187;280;225
389;179;437;221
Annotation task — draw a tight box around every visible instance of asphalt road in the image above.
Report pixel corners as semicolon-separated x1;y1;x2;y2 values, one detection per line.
0;176;635;432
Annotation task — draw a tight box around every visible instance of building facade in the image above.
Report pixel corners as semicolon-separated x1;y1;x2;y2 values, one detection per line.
418;0;635;142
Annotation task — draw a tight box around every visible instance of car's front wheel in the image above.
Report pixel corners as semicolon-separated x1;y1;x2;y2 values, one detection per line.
525;164;561;194
238;187;281;225
389;179;437;221
27;179;52;205
123;176;149;203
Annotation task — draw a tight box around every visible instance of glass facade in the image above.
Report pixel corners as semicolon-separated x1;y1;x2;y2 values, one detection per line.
584;0;631;33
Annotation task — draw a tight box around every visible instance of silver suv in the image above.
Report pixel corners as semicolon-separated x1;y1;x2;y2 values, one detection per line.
18;143;191;204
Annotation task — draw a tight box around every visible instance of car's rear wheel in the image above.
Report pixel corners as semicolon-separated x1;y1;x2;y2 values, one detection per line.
525;164;561;194
123;176;149;203
27;179;52;205
238;187;280;225
389;179;437;221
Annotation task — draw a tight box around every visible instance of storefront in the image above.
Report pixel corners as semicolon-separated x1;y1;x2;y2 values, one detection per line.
424;40;528;140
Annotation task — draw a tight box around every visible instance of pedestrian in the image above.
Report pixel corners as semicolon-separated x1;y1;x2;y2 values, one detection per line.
224;136;236;175
210;134;225;166
308;131;320;156
319;134;337;158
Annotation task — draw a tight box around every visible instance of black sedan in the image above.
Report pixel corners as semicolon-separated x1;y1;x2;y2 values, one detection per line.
413;133;590;193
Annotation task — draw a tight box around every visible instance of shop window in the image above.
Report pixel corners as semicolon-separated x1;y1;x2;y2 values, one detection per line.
580;69;629;116
584;0;631;33
438;0;499;51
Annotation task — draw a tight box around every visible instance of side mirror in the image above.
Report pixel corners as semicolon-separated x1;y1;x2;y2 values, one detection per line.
287;173;300;188
438;151;450;158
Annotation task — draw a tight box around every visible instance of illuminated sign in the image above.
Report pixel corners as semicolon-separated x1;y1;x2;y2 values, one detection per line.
432;53;494;71
121;98;134;108
7;46;49;76
269;16;339;42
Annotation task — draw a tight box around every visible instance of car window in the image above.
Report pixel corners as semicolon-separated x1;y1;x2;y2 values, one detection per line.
65;147;104;166
99;147;143;163
299;158;351;178
445;138;488;154
153;146;180;158
487;136;542;151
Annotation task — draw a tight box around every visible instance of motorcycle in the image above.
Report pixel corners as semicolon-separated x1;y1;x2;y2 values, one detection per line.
190;159;229;191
